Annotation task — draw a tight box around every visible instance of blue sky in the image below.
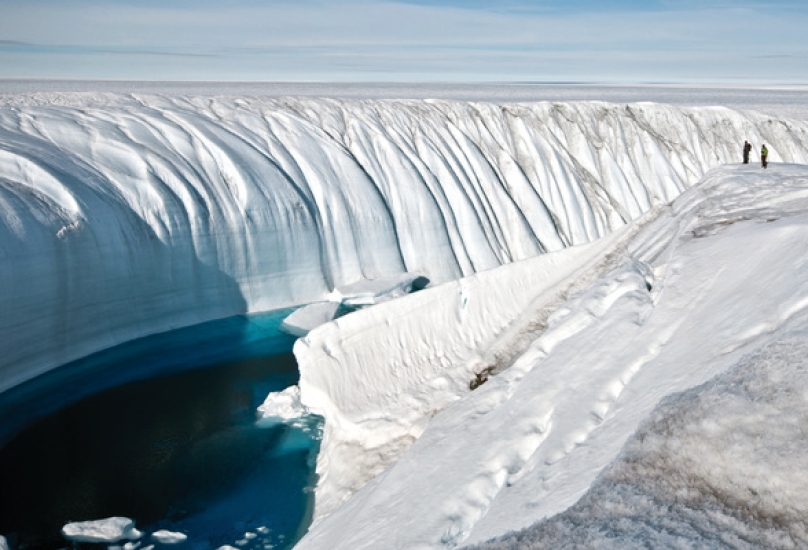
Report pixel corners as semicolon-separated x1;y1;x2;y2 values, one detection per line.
1;0;807;83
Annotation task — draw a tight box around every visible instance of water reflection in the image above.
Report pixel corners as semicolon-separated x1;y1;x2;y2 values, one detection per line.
0;311;320;550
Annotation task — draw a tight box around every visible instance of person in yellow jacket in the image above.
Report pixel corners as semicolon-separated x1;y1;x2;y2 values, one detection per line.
761;144;769;169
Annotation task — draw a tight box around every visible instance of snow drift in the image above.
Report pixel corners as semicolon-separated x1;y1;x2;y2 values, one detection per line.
2;95;808;393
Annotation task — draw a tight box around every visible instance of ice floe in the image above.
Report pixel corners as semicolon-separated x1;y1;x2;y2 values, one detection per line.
61;517;141;544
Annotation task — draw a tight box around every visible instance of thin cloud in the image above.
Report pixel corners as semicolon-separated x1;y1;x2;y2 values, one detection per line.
0;0;806;82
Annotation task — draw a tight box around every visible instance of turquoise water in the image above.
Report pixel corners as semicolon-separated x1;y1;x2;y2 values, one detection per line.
0;310;321;550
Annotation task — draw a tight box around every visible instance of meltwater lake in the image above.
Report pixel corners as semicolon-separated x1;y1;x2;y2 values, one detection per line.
0;309;321;550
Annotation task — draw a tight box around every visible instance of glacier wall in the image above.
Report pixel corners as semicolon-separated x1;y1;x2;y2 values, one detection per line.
2;95;808;391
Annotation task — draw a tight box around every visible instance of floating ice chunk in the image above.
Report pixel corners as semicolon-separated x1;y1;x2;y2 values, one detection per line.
61;517;142;543
0;535;8;550
216;546;239;550
151;530;188;544
332;273;428;308
280;302;341;337
257;385;308;422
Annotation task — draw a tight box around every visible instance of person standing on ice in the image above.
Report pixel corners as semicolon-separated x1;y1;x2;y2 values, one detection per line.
761;144;769;169
743;140;752;164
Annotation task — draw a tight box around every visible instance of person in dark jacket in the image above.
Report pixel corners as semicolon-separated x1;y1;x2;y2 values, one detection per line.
761;144;768;168
743;140;752;164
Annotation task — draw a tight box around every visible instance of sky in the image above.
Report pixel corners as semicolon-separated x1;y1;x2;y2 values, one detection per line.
1;0;807;84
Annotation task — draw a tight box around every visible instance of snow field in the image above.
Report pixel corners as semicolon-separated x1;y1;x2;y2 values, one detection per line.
3;96;808;394
293;164;808;548
474;327;808;549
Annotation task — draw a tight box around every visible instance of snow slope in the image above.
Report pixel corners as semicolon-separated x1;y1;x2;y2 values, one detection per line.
2;95;808;392
293;163;808;549
473;329;808;549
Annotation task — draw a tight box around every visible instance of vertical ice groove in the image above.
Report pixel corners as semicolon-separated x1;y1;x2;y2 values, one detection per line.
452;107;546;262
2;96;808;394
418;120;502;273
341;112;422;241
449;104;535;261
372;120;469;277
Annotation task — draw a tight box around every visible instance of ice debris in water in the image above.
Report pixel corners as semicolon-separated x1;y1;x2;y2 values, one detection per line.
61;517;142;543
151;530;188;544
257;385;308;423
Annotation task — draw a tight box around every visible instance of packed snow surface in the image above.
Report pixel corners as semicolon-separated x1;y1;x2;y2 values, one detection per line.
60;517;141;543
472;331;808;549
293;164;808;549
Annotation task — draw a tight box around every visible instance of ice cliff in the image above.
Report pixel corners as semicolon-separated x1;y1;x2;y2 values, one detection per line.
2;94;808;394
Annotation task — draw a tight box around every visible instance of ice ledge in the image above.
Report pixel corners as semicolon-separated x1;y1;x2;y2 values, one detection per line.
330;273;430;308
280;273;429;337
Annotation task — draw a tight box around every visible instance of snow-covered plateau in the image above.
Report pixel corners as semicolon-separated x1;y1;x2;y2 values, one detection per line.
3;90;808;548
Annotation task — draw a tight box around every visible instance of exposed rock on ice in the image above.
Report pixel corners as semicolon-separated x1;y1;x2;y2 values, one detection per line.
60;516;141;543
4;96;808;392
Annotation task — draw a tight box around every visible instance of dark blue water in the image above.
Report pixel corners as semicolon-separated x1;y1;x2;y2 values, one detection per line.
0;310;321;550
